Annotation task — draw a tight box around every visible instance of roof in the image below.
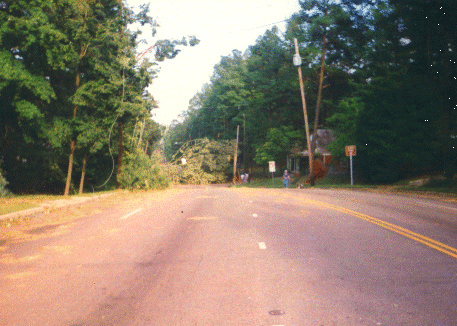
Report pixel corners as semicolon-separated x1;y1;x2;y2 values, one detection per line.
294;129;335;156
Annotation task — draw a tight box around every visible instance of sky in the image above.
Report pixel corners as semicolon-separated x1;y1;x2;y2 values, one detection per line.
126;0;302;125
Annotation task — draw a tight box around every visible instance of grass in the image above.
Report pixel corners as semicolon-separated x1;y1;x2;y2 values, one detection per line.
234;174;375;190
234;174;457;196
236;177;286;189
0;191;115;216
0;202;37;215
0;194;60;216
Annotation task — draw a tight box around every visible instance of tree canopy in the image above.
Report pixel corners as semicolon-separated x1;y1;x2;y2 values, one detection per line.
1;0;455;192
165;0;456;184
0;0;198;194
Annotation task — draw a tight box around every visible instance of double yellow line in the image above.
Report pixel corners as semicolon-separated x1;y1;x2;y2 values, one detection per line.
305;198;457;260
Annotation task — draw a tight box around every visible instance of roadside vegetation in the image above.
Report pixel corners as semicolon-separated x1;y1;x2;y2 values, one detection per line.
165;0;456;187
1;0;455;200
234;174;457;198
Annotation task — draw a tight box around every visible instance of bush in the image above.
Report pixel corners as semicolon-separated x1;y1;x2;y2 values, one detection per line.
117;150;169;190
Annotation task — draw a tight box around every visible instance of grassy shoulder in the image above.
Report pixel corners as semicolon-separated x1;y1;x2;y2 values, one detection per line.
232;174;457;198
0;191;115;216
233;174;375;190
0;195;59;215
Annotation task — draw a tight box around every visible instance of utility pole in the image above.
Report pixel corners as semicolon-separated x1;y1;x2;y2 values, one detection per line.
233;125;240;184
293;38;314;186
243;113;247;172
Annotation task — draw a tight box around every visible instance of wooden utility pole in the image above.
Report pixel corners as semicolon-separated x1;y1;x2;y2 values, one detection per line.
293;38;314;185
243;113;247;172
232;125;240;184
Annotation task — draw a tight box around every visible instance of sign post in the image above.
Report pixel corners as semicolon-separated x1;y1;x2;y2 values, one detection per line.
345;145;356;186
269;161;276;186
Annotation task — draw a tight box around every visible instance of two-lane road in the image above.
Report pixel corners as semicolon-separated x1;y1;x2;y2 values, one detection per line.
1;186;456;325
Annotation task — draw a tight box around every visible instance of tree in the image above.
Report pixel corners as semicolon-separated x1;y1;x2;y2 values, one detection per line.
0;0;70;193
351;0;457;182
389;0;457;176
356;73;440;183
254;126;302;168
288;0;362;155
0;0;199;194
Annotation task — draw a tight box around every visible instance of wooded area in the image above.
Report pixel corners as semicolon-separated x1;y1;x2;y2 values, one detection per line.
165;0;456;184
1;0;456;195
0;0;197;194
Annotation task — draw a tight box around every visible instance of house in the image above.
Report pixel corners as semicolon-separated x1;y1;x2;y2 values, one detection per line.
287;129;335;175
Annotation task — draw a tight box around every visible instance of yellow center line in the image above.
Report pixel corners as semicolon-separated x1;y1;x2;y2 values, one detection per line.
303;198;457;260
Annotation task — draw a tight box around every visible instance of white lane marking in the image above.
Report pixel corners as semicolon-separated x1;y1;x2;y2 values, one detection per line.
120;208;143;220
258;242;267;250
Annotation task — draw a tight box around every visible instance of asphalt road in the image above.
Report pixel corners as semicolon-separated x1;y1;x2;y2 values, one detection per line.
1;186;457;325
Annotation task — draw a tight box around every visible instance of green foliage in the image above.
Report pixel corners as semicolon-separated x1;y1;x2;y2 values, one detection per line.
254;127;302;166
0;0;197;194
117;150;169;190
2;0;454;191
356;74;440;184
327;97;364;160
171;138;235;184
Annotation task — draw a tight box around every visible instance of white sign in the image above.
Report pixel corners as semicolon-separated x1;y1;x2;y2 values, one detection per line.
269;161;276;173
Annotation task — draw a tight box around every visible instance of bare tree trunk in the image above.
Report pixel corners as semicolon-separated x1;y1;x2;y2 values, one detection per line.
311;27;327;155
138;118;145;149
64;64;82;196
64;140;76;196
78;152;87;194
144;141;149;156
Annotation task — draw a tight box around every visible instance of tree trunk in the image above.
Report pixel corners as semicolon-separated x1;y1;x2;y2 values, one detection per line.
116;120;124;186
144;141;149;156
78;152;87;194
64;65;81;196
64;139;76;196
138;118;145;149
311;27;327;156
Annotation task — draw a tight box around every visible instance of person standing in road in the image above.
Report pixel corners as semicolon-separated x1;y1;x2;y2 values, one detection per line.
283;170;290;188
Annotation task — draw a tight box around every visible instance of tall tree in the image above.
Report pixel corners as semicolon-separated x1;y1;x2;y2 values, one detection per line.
0;0;70;193
288;0;360;154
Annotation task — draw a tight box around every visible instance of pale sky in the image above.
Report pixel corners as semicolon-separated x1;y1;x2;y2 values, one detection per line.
126;0;302;125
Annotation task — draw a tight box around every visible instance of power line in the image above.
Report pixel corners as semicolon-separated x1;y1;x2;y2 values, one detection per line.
229;19;289;34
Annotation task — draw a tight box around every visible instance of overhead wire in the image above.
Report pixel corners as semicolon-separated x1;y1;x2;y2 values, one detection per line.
228;19;289;34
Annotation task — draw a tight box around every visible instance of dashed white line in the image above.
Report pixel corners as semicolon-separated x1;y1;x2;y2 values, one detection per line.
258;242;267;250
120;208;143;220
